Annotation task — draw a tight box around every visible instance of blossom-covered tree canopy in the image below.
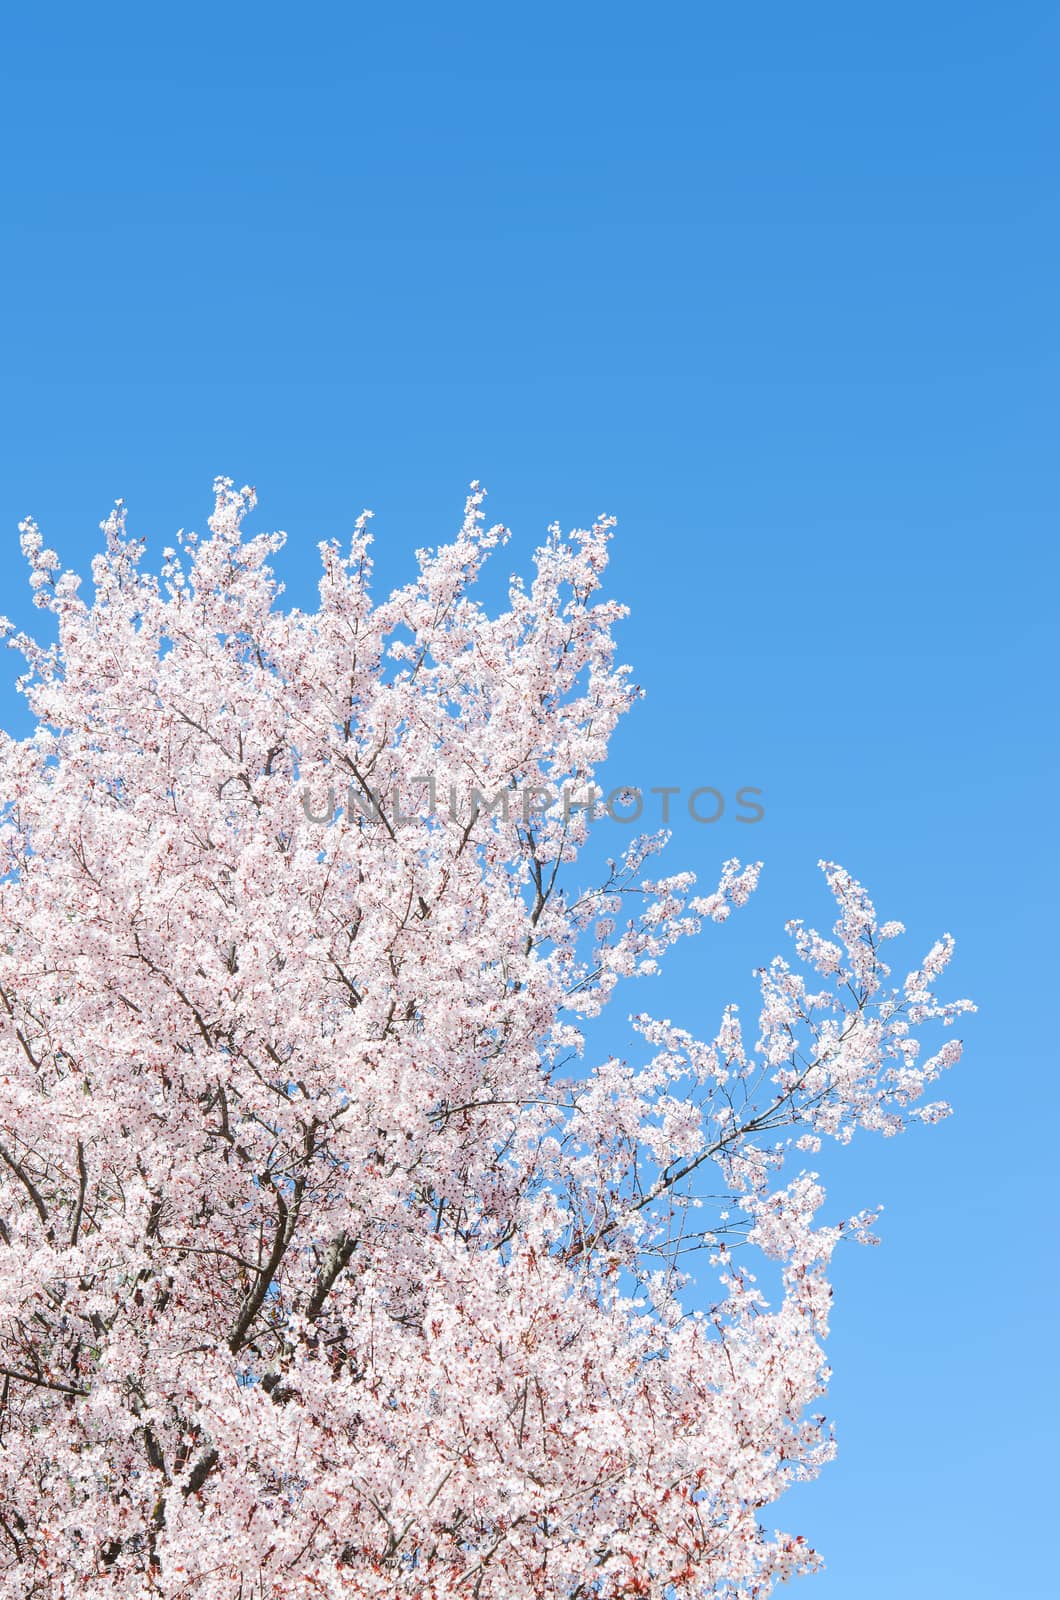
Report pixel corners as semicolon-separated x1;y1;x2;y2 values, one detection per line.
0;481;971;1598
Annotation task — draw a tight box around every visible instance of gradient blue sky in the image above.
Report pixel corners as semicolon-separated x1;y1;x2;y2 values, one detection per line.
2;5;1057;1594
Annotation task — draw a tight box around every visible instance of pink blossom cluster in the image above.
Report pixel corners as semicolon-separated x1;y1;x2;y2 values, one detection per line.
0;482;972;1597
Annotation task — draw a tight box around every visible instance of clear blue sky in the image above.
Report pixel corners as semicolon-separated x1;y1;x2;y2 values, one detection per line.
2;4;1057;1594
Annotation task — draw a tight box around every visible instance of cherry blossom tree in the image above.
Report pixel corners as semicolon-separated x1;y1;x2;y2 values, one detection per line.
0;480;971;1598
